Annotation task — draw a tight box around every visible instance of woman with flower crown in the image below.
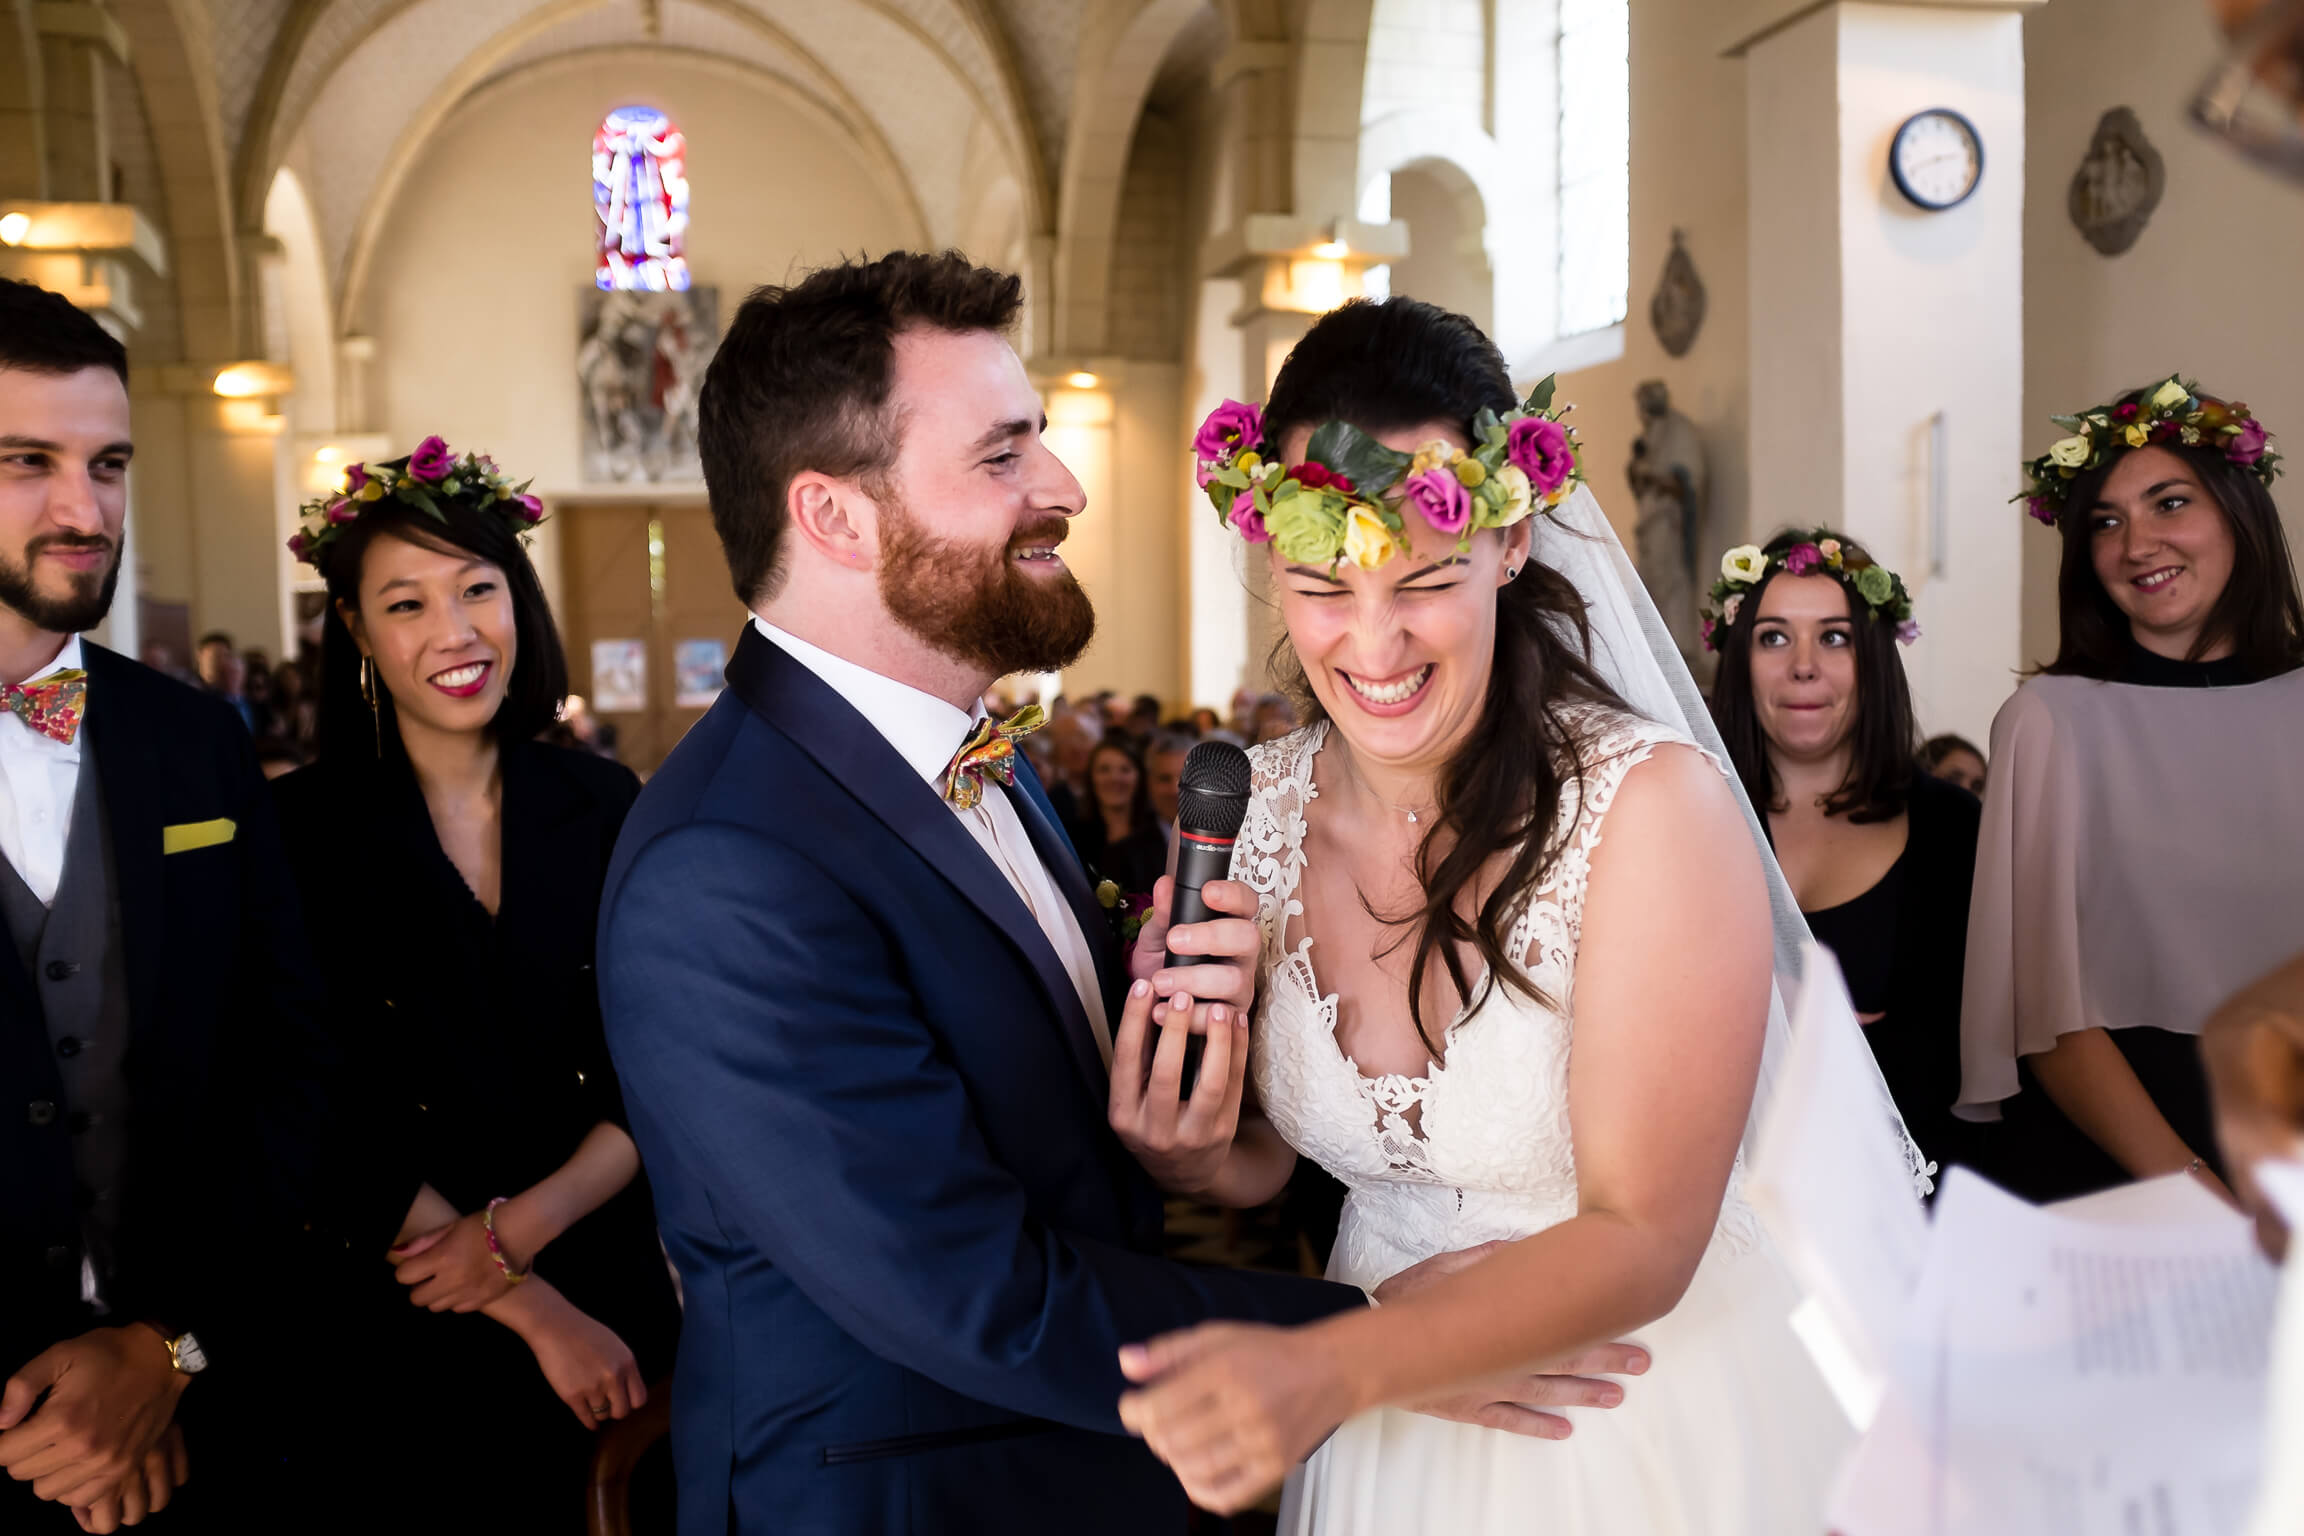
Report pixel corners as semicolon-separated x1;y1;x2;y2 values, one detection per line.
1110;299;1890;1534
1956;378;2304;1201
271;441;678;1530
1702;528;2027;1196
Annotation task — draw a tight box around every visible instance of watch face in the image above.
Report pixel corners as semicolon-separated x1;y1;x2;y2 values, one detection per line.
172;1334;208;1374
1893;110;1983;210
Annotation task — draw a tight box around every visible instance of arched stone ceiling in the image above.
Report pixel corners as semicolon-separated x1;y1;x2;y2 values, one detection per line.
218;0;1059;278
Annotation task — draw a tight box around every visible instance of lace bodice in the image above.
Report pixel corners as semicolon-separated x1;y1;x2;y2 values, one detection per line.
1237;714;1760;1282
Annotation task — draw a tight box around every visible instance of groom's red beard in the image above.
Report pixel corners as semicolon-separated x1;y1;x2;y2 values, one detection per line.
876;491;1096;677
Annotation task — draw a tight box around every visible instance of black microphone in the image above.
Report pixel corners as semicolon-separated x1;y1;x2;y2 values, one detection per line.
1166;741;1251;1096
1170;740;1251;959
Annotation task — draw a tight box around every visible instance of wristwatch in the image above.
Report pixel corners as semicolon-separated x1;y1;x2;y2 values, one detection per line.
149;1326;207;1376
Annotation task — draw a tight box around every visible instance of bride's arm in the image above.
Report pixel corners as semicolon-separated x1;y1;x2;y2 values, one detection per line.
1117;745;1770;1510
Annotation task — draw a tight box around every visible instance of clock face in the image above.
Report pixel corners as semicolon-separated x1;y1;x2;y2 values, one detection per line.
1892;109;1983;211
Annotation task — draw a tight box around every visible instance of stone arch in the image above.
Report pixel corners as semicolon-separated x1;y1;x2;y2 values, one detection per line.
1355;108;1546;360
1051;0;1210;357
335;37;931;336
262;166;338;434
111;0;241;357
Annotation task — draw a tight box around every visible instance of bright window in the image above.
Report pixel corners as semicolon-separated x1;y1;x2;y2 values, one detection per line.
1555;0;1629;337
593;106;691;292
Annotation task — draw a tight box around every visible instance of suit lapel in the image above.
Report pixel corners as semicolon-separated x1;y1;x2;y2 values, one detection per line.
79;645;165;1042
724;628;1108;1101
1009;759;1125;1022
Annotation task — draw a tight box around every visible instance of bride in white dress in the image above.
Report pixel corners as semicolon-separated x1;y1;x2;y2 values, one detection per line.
1116;298;1894;1533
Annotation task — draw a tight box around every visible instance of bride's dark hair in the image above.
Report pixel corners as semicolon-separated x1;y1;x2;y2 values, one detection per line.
1262;298;1628;1053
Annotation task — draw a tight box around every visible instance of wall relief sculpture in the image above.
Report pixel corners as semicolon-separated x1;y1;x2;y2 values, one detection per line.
1649;229;1707;358
2069;107;2166;256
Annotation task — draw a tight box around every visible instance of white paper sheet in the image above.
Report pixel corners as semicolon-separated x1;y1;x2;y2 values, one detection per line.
1831;1170;2280;1536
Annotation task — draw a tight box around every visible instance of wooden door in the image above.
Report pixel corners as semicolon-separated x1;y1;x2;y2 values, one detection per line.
557;501;745;775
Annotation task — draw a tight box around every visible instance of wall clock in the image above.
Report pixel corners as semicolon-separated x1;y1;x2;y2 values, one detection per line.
1890;108;1984;211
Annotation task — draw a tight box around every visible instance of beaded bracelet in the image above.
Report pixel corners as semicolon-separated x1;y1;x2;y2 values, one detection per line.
482;1197;529;1285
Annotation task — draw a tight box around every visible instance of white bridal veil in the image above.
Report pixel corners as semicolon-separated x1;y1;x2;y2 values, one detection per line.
1530;486;1933;1199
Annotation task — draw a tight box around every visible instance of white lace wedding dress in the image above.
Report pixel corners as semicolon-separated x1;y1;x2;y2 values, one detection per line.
1240;714;1852;1536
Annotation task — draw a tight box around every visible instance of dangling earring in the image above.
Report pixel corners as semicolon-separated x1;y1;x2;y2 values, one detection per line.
359;656;381;758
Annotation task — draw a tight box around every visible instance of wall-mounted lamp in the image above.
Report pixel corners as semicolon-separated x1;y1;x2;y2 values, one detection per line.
0;213;29;247
1064;370;1101;390
212;361;294;399
1312;235;1350;260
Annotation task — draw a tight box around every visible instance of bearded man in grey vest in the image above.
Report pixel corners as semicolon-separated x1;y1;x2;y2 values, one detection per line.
0;279;332;1532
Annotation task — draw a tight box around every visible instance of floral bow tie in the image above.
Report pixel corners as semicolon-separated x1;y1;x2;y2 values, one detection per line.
941;705;1045;810
2;669;87;746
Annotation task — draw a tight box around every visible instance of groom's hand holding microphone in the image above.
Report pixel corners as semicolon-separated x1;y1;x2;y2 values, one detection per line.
1113;743;1260;1195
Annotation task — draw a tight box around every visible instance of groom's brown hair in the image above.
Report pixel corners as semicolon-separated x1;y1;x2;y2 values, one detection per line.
698;251;1024;606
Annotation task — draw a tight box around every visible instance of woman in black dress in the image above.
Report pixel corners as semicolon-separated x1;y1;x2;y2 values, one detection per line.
1707;528;2020;1195
274;442;677;1528
1073;733;1169;898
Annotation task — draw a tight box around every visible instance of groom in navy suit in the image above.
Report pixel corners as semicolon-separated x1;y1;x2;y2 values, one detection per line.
598;253;1367;1534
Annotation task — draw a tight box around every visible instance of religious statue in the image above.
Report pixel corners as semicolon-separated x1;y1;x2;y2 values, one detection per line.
1627;380;1709;670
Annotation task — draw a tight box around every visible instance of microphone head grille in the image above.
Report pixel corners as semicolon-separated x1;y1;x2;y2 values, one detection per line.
1177;740;1252;839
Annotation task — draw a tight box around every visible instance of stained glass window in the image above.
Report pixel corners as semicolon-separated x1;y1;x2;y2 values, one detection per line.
593;106;691;292
1556;0;1629;337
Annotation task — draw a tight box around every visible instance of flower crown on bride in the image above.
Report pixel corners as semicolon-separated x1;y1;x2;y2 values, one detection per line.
1191;377;1585;571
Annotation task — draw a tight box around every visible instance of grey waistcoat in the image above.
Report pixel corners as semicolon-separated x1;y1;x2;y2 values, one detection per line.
0;746;133;1291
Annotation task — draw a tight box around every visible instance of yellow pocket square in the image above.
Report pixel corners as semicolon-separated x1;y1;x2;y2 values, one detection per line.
162;818;236;855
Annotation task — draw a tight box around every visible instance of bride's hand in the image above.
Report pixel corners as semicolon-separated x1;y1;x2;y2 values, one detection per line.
1403;1342;1649;1438
1117;1322;1354;1515
1108;979;1249;1195
1129;875;1261;1023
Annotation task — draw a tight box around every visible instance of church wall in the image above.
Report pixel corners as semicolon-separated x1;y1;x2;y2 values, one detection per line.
352;53;920;617
2018;0;2304;671
1553;0;1752;575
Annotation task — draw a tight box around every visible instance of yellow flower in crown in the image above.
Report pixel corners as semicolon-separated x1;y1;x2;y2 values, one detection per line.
1492;463;1534;526
1721;544;1767;583
1343;505;1398;570
2151;378;2192;411
2047;435;2091;468
2123;424;2151;449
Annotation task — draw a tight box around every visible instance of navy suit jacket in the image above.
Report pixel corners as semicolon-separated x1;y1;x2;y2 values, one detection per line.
599;627;1359;1536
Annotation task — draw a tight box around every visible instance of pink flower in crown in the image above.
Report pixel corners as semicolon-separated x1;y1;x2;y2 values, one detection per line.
1782;542;1823;576
408;435;455;481
344;463;370;494
1192;401;1264;485
2115;402;2140;421
2026;495;2056;525
1896;619;1923;645
1228;491;1269;543
514;493;545;522
2227;418;2269;466
1506;417;1575;496
1289;462;1357;496
286;532;309;559
325;500;359;524
1700;616;1718;649
1403;466;1471;536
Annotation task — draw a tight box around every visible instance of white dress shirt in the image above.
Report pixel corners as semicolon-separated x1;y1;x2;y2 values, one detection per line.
750;617;1113;1068
0;634;86;907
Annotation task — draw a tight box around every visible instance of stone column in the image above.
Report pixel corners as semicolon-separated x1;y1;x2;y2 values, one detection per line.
1726;0;2046;745
36;1;123;203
